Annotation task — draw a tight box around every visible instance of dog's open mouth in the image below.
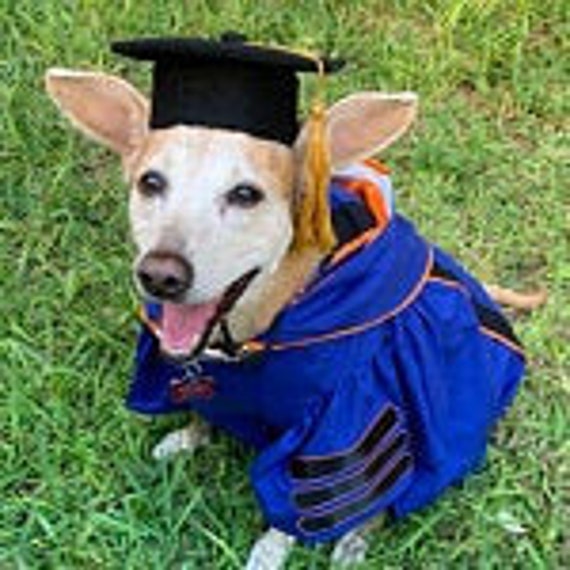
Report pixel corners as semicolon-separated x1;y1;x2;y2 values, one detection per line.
158;267;260;359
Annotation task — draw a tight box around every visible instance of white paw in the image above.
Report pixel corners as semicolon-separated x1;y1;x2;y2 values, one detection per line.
330;530;368;567
245;528;295;570
152;424;210;460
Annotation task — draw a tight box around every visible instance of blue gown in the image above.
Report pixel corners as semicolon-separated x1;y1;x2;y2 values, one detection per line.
127;163;525;544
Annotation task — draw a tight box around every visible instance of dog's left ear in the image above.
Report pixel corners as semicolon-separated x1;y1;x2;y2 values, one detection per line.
322;91;417;170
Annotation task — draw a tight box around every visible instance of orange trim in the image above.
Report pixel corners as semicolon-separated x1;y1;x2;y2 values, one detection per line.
241;340;266;355
342;178;389;227
264;248;433;352
329;226;383;266
427;276;466;292
479;326;526;358
329;174;391;265
363;158;391;175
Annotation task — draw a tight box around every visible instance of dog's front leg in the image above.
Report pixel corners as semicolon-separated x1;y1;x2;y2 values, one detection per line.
245;527;296;570
152;416;211;460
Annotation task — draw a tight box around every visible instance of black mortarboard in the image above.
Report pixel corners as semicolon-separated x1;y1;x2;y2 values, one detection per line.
111;32;343;146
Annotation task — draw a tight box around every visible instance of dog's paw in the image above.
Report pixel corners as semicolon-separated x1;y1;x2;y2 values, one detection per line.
244;528;295;570
330;530;368;567
152;423;211;460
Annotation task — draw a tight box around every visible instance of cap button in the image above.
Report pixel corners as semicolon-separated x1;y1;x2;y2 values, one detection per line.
220;31;248;43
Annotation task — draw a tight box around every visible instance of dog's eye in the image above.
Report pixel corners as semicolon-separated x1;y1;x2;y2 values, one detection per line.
225;184;265;208
138;170;167;196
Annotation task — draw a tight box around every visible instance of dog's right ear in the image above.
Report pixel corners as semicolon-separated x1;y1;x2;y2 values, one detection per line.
45;68;149;156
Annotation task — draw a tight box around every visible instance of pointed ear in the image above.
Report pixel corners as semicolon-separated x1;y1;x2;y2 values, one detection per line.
323;91;418;170
45;68;149;156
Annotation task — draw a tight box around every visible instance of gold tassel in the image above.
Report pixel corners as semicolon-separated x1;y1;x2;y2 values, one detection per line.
291;59;336;253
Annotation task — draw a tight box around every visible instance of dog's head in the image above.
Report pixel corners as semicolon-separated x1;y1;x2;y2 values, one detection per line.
45;69;416;356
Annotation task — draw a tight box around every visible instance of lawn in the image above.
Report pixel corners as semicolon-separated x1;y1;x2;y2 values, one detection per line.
1;0;568;568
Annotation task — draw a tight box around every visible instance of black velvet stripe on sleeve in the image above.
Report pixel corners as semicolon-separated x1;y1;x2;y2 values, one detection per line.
293;432;407;510
289;406;397;480
298;455;413;534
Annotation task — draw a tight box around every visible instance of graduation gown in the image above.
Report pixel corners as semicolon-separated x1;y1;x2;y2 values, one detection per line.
127;162;525;543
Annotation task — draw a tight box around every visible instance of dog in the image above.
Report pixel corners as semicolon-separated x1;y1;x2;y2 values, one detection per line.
45;65;545;569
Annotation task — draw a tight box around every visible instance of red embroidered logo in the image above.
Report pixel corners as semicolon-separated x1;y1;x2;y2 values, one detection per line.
169;377;216;403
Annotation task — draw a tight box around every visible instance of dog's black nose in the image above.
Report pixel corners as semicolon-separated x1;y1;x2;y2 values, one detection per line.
136;251;193;301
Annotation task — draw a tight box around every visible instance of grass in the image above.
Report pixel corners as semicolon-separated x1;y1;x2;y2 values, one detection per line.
1;0;568;568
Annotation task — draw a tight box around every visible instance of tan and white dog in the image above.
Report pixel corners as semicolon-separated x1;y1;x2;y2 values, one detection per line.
45;69;545;569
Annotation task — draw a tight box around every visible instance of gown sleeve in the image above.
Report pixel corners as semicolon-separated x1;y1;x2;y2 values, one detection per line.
250;363;414;544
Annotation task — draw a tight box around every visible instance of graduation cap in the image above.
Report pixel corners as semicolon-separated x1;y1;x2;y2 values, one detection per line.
111;32;343;145
112;32;344;251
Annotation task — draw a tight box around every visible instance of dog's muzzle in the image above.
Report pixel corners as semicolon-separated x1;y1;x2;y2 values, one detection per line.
136;249;261;359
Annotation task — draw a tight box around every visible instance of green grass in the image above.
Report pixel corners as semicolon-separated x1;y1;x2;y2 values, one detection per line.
1;0;568;568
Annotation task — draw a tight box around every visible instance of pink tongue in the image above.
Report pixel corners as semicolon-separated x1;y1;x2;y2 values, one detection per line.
161;301;219;355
